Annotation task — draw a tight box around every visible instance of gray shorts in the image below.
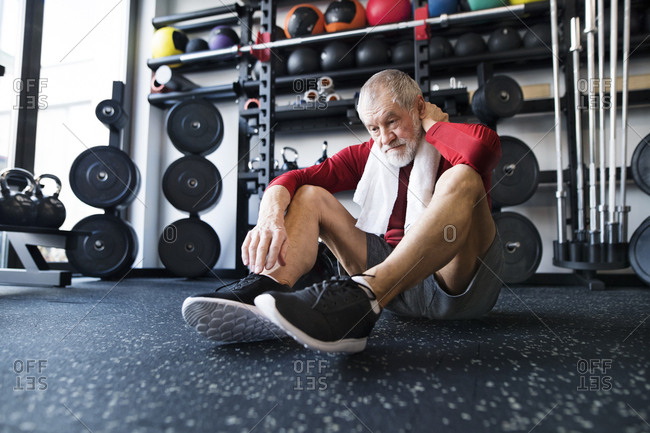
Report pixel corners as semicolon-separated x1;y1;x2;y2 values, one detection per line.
366;232;504;320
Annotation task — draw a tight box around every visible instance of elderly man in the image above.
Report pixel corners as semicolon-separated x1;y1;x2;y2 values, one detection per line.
183;69;503;353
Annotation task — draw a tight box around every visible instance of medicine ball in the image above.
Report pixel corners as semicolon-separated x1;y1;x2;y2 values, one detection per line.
509;0;547;4
523;23;551;48
391;40;413;64
152;27;188;58
366;0;411;26
454;33;486;56
488;27;522;52
324;0;366;33
284;4;326;38
321;41;355;71
466;0;501;10
429;0;458;17
429;36;453;59
186;38;209;53
208;26;240;50
287;47;321;75
271;25;287;41
356;38;389;67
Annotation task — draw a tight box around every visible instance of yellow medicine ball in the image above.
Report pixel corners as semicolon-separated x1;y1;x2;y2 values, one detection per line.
152;27;188;59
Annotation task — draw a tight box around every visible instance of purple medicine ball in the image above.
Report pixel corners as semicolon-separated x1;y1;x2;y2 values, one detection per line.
208;26;240;50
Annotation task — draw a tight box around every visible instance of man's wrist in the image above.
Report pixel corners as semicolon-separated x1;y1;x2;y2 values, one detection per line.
422;118;437;132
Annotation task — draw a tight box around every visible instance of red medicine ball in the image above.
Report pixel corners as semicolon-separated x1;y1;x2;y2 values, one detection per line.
284;4;326;38
324;0;366;33
366;0;412;26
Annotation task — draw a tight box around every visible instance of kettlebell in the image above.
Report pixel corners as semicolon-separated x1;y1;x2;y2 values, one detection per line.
281;147;299;171
0;168;39;226
248;157;280;172
315;141;328;165
33;174;66;229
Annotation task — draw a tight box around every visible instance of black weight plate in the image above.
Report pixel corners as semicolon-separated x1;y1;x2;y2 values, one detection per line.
158;218;221;278
491;136;540;207
162;155;222;213
629;216;650;286
631;133;650;195
166;99;224;156
473;75;523;122
494;211;542;284
66;214;138;278
69;146;140;209
95;99;128;129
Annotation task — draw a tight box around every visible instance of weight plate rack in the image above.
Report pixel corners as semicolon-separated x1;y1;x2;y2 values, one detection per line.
66;81;140;279
158;98;224;278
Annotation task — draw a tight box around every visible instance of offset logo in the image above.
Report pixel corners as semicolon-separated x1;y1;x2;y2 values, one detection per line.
293;359;328;391
577;358;612;391
13;359;48;391
13;79;48;110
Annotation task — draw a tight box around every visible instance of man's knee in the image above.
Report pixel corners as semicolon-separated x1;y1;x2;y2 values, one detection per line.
292;185;332;208
434;164;484;203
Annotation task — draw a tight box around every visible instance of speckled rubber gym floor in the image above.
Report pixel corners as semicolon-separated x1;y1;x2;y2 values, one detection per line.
1;278;648;433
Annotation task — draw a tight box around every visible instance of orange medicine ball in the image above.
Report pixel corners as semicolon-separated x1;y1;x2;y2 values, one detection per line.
284;4;326;38
324;0;366;33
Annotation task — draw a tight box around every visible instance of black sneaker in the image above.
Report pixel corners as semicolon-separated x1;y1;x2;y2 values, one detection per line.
182;274;292;343
254;276;381;353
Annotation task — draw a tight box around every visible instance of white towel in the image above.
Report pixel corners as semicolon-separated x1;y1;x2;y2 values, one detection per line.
353;139;441;235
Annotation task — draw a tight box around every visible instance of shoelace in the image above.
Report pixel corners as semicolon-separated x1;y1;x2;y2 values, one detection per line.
214;273;260;293
310;274;376;309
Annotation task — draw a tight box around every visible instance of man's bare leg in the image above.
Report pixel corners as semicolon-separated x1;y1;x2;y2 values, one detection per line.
262;185;368;286
364;164;496;307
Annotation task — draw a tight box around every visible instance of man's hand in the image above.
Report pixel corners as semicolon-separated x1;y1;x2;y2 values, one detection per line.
241;217;288;274
241;185;291;273
419;100;449;132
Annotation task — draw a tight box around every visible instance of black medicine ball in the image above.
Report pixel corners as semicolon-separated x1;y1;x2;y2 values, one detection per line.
287;47;321;75
523;24;552;48
186;38;209;53
392;40;414;64
321;41;355;71
454;33;486;57
356;38;389;67
428;36;453;59
488;27;522;52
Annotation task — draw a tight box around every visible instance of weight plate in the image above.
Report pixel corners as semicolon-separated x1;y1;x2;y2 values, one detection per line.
69;146;140;209
162;155;222;213
491;136;540;207
494;211;542;284
66;214;138;278
484;76;523;118
95;99;128;129
629;216;650;286
166;99;224;156
158;218;221;278
472;75;523;123
631;133;650;195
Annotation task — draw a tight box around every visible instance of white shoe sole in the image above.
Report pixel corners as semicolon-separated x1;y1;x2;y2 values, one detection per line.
182;297;286;343
254;294;367;354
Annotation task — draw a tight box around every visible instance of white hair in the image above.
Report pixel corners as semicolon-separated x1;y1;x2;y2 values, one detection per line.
357;70;423;122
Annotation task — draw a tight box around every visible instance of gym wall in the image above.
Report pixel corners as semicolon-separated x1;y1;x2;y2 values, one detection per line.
131;0;650;274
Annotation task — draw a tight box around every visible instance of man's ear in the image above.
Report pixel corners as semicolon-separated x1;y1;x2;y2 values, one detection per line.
416;95;426;118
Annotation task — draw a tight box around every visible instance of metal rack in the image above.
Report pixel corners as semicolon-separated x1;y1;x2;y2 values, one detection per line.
146;0;649;284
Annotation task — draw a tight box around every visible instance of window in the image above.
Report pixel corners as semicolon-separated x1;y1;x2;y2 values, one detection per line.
35;0;130;234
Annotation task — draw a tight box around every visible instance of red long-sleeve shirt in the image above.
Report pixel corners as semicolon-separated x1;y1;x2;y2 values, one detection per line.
268;122;501;246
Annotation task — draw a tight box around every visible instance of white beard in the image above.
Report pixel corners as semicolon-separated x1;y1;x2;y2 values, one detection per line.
382;115;424;167
383;133;423;168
